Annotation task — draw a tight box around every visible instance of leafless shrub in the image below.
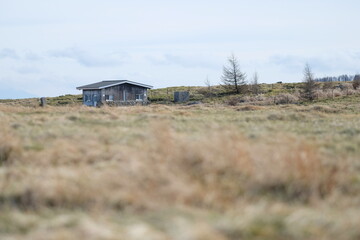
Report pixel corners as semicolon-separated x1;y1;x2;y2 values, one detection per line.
274;93;300;104
323;81;335;91
317;90;334;99
243;95;267;102
250;71;261;95
345;89;357;96
333;89;342;97
226;95;268;106
226;96;241;106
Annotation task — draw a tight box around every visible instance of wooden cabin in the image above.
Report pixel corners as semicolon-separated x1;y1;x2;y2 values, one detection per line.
77;80;153;106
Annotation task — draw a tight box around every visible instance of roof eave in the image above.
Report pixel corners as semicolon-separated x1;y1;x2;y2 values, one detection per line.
98;81;153;89
124;80;153;89
76;87;100;90
77;81;153;90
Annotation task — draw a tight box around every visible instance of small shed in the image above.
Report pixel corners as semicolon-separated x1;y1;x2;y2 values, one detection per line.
77;80;153;106
174;91;190;103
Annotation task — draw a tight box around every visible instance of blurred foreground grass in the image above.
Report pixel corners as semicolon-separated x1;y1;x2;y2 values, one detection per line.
0;95;360;239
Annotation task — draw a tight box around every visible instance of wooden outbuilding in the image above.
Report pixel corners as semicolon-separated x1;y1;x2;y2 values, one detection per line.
77;80;153;106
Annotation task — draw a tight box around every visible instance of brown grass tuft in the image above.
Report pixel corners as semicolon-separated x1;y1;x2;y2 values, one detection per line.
236;105;263;111
249;139;342;202
310;105;340;113
0;124;22;165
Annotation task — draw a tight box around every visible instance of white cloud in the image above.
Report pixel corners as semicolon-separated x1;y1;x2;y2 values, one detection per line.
147;54;219;69
24;51;42;61
48;48;127;68
15;66;40;75
0;48;19;59
269;52;360;76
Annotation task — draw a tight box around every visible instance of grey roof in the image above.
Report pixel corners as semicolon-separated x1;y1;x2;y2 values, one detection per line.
76;80;153;90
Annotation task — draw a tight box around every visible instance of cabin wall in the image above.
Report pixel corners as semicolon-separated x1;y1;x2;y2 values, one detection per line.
82;84;149;106
83;90;101;106
103;84;148;103
123;83;147;101
103;85;125;101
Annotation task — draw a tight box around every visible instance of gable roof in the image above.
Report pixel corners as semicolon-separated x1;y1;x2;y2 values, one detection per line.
76;80;153;90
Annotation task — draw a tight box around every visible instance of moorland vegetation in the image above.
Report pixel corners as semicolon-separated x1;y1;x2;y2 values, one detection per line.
0;82;360;239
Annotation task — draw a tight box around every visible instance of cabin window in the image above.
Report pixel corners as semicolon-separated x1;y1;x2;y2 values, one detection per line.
135;94;143;101
105;95;114;101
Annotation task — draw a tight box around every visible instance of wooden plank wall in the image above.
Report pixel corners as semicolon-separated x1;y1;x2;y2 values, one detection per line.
103;84;147;101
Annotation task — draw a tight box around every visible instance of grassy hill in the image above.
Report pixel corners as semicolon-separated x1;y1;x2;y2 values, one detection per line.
148;82;301;103
0;94;83;107
0;81;356;107
0;82;357;107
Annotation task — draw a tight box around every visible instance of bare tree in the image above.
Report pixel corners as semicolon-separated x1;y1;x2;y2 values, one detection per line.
251;71;260;95
301;63;317;101
204;76;213;97
221;54;246;94
204;76;211;91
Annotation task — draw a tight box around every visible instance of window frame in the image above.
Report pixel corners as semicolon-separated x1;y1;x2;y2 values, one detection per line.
135;94;143;101
105;95;114;102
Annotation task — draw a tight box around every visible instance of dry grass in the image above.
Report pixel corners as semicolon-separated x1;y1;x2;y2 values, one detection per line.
0;97;359;239
224;87;360;106
236;105;264;111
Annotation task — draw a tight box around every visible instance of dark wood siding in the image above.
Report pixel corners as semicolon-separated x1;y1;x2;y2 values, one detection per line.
103;85;125;101
103;84;148;102
83;90;101;106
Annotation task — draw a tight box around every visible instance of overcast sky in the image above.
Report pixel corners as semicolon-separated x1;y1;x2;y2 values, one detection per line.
0;0;359;98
